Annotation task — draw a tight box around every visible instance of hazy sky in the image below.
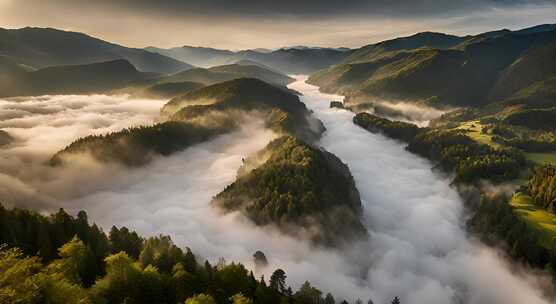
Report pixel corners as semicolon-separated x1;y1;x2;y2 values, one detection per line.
1;0;556;49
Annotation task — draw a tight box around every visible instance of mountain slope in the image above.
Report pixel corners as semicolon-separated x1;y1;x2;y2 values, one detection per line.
490;40;556;104
344;32;465;63
145;45;234;67
0;27;192;74
0;59;149;97
214;135;367;246
309;26;556;107
147;45;349;74
52;78;323;165
164;63;294;87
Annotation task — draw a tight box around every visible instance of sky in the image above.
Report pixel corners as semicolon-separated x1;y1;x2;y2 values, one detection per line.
0;0;556;50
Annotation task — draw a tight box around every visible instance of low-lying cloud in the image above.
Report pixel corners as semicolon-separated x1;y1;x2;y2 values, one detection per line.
0;86;554;304
291;77;553;304
0;94;166;209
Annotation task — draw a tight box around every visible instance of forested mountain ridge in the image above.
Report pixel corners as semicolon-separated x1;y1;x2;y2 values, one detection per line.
0;57;294;99
0;27;193;74
147;45;350;74
0;59;150;97
308;24;556;108
0;204;354;304
52;78;324;166
164;64;294;87
214;136;367;246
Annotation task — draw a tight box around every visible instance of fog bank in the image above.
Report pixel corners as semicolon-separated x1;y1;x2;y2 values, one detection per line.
0;87;553;304
291;76;553;304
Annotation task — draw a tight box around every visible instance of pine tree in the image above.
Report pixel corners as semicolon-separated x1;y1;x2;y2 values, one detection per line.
269;268;286;292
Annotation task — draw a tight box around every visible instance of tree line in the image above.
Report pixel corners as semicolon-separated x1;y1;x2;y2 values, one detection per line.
527;165;556;213
0;204;401;304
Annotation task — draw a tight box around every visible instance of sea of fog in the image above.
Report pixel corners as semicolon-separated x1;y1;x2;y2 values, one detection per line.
0;83;553;304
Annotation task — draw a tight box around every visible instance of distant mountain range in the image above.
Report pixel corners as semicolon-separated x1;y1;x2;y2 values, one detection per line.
308;23;556;108
0;27;193;74
0;56;294;98
146;45;350;74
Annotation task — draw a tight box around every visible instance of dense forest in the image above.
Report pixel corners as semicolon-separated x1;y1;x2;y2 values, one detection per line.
468;194;556;274
0;204;387;304
214;136;367;246
353;113;527;183
527;165;556;213
353;113;421;142
52;78;324;166
51;121;232;166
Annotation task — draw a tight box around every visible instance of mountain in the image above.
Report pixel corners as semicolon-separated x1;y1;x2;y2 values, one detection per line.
213;135;367;246
53;78;323;166
136;81;205;99
308;25;556;107
147;45;349;74
0;59;149;97
0;27;192;74
490;40;556;105
239;47;349;74
344;32;465;63
145;45;234;67
163;63;294;87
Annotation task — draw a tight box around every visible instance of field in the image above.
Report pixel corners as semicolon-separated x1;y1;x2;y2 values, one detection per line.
510;192;556;253
456;120;502;148
525;152;556;165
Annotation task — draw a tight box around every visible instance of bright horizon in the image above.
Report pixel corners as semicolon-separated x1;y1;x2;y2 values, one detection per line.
1;0;556;50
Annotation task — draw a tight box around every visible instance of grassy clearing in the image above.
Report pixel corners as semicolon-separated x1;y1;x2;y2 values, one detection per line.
456;120;502;148
525;152;556;165
510;192;556;252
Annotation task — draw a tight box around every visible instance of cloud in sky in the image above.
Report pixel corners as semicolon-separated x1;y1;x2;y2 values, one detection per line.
0;0;555;49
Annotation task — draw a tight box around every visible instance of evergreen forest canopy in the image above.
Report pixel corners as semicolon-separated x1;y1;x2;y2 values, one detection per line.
0;204;390;304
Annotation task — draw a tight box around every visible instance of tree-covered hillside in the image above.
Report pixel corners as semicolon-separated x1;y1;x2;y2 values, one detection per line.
213;136;367;246
147;45;350;74
53;78;324;166
0;59;149;97
0;204;357;304
163;64;294;87
308;25;556;108
0;27;192;74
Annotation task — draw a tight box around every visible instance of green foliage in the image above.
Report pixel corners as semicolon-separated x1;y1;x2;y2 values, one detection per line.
53;78;324;166
51;121;230;166
469;194;556;274
91;251;173;304
0;244;92;304
0;246;43;304
185;294;216;304
309;28;556;108
406;129;526;183
110;226;144;259
229;293;253;304
1;205;337;304
47;236;87;284
139;235;186;273
503;107;556;131
0;205;109;273
214;136;367;246
489;123;556;152
353;112;421;142
269;269;287;293
294;281;322;304
527;165;556;212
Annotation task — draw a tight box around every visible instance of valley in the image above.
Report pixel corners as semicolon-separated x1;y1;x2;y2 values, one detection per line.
1;10;556;303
